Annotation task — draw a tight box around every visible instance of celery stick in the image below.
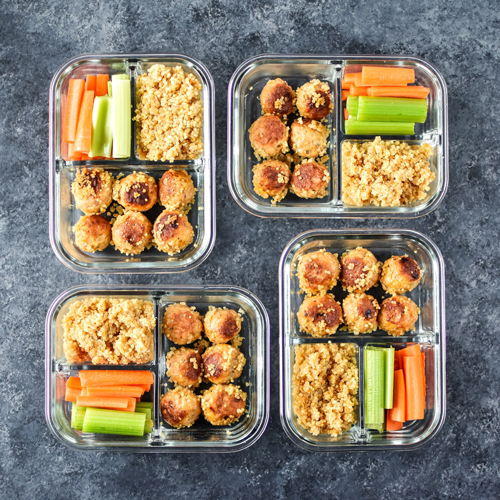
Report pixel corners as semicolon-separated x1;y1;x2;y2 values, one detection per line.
71;404;87;431
357;96;427;123
135;401;154;410
384;347;395;409
82;408;146;436
112;75;131;158
135;407;152;421
345;120;415;135
144;419;153;434
112;73;130;81
346;96;359;118
89;96;113;158
365;348;385;431
108;81;113;97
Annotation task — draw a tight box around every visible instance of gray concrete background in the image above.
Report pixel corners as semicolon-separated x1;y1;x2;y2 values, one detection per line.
0;0;499;498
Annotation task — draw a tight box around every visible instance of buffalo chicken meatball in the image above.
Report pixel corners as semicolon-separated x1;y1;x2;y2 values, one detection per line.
340;247;381;293
342;293;380;334
378;296;420;336
297;249;340;296
297;294;343;337
260;78;295;117
73;215;111;253
380;255;422;295
204;307;243;344
153;210;194;255
249;114;289;159
72;168;113;215
161;387;201;428
202;344;246;384
289;119;328;158
201;384;247;426
111;211;153;255
296;80;333;120
252;159;291;203
113;172;158;212
162;303;203;345
290;160;330;199
159;169;196;213
166;347;203;388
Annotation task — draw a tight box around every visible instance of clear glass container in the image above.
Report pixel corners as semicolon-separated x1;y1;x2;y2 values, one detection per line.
227;54;448;218
49;54;216;273
279;229;446;451
45;285;270;452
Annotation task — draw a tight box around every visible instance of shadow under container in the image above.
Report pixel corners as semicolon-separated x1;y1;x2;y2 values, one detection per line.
49;54;216;273
279;229;446;451
45;285;270;452
227;54;448;218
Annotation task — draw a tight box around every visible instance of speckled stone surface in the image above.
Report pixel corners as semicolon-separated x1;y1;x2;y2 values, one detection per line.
0;0;499;498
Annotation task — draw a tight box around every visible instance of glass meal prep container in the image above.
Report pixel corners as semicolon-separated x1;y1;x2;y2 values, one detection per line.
49;54;216;273
227;54;448;218
45;285;270;453
279;229;446;451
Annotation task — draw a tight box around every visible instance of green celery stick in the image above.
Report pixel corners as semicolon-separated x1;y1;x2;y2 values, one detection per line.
357;96;427;123
144;419;153;434
135;401;154;409
346;96;359;118
365;348;385;431
135;407;152;421
89;96;113;158
108;81;113;97
384;347;395;409
345;120;415;135
112;73;130;81
112;75;131;158
82;408;146;436
71;404;87;431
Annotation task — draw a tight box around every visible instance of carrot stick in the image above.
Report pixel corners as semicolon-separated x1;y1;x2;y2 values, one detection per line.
344;108;349;120
130;383;151;392
80;154;90;160
350;85;369;96
60;93;69;160
65;386;82;403
369;86;430;99
80;388;88;396
341;80;351;90
79;370;154;388
62;79;85;143
362;66;415;86
387;369;405;422
96;74;109;97
76;395;132;410
404;356;425;420
354;73;371;87
125;399;137;412
386;417;403;431
86;75;96;91
73;90;94;154
87;386;144;398
66;376;82;390
342;90;350;101
399;344;421;359
343;73;358;84
68;142;82;161
421;352;426;409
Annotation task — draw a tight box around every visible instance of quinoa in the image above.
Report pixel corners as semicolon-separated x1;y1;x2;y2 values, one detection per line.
135;64;203;162
293;343;358;436
342;137;435;207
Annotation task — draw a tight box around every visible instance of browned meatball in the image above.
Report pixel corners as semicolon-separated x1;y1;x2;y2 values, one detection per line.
342;293;380;334
202;344;246;384
158;169;196;213
260;78;295;117
111;211;153;255
380;255;422;295
297;294;343;337
73;215;111;253
289;119;328;158
72;168;113;215
162;303;203;345
378;296;420;336
161;387;201;428
113;172;158;212
290;161;330;199
204;307;243;344
249;114;289;159
153;210;194;255
166;347;203;388
252;159;291;203
297;249;340;295
340;247;381;293
296;80;333;120
201;384;247;426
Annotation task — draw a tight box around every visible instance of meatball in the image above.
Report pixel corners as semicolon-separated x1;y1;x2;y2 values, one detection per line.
340;247;381;293
158;169;196;213
378;296;420;336
204;307;242;344
297;249;340;295
260;78;295;117
380;255;422;295
252;159;291;203
111;211;153;255
289;119;328;158
296;79;333;120
153;210;194;255
113;172;158;212
297;294;343;337
73;215;111;253
202;344;246;384
249;114;289;159
160;387;201;428
342;293;380;334
201;384;247;426
166;347;203;388
72;167;113;215
162;303;203;345
290;161;330;199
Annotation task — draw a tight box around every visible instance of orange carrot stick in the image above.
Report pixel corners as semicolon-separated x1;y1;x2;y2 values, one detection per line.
96;74;109;96
387;369;405;422
125;399;137;412
66;376;82;390
73;90;94;154
341;80;351;90
68;142;82;161
80;154;90;160
86;75;96;91
350;85;369;96
344;108;349;120
343;73;358;84
76;395;131;410
62;79;85;143
399;344;421;359
362;66;415;86
79;370;154;388
341;90;350;101
404;356;425;420
369;86;430;99
87;386;144;398
130;384;151;392
421;352;426;409
354;73;371;87
65;386;82;403
386;417;403;431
